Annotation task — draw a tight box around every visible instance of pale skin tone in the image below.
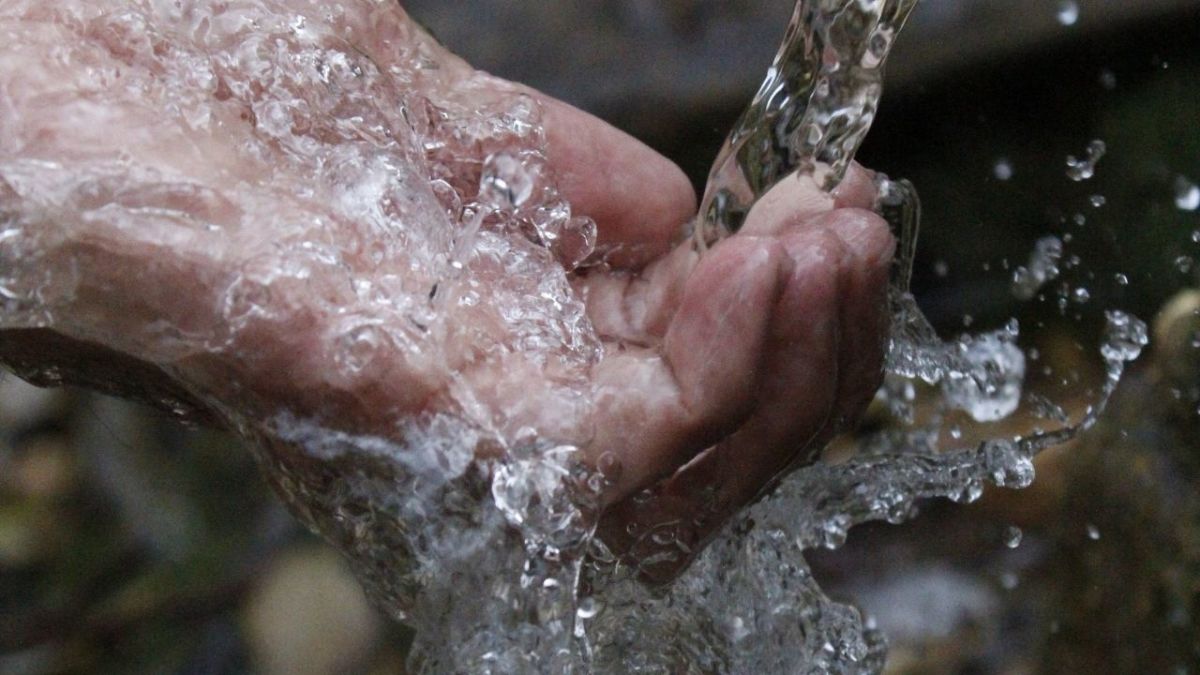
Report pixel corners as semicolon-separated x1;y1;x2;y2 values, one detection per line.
0;1;894;581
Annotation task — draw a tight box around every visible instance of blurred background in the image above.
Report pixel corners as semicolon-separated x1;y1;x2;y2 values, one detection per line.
2;1;1198;672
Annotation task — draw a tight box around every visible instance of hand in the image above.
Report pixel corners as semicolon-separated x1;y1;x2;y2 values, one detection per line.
0;1;893;583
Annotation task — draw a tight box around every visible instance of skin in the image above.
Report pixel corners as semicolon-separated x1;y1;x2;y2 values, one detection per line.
0;1;894;582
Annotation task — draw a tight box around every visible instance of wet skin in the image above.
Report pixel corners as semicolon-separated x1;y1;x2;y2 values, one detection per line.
0;1;893;581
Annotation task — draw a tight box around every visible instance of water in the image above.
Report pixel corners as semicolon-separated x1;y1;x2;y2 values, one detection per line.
0;1;1155;673
1004;525;1024;549
1012;235;1064;300
694;0;921;245
993;158;1014;181
1066;139;1107;181
1056;1;1080;27
1176;176;1200;211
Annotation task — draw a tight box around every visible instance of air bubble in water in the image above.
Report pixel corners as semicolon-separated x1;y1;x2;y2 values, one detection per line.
1056;1;1080;26
480;152;539;209
1086;524;1102;540
1176;177;1200;211
1066;140;1106;181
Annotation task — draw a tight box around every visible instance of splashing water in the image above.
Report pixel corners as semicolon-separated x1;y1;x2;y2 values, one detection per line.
0;1;1153;673
1066;139;1107;181
1012;236;1065;300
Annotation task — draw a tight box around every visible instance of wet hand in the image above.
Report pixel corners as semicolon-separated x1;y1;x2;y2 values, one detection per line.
0;0;894;583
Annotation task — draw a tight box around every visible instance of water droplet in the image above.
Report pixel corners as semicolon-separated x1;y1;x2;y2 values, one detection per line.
1000;571;1020;590
952;480;985;504
728;615;752;642
1089;194;1106;208
1098;69;1117;90
934;260;950;277
576;597;601;620
650;529;677;547
1066;140;1106;181
480;152;540;209
1073;287;1091;304
1086;523;1101;540
1176;177;1200;211
943;333;1026;422
1056;1;1079;26
597;452;623;486
993;159;1014;181
1012;236;1064;300
1003;526;1024;549
1114;272;1129;286
1101;310;1149;363
1176;256;1195;274
336;324;385;373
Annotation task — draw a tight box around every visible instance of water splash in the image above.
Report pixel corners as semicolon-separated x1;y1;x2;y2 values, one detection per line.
1012;236;1064;300
1066;139;1107;181
0;1;1155;673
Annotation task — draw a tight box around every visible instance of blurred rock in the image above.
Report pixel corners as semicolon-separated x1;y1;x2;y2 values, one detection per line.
1153;288;1200;387
244;546;383;675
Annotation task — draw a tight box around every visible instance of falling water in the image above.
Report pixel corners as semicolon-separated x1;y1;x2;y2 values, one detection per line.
695;0;920;244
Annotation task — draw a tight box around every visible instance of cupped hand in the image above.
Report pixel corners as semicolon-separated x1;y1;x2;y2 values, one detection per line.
0;0;893;582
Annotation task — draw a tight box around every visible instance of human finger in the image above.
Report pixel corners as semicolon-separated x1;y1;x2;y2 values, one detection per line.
583;234;791;502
